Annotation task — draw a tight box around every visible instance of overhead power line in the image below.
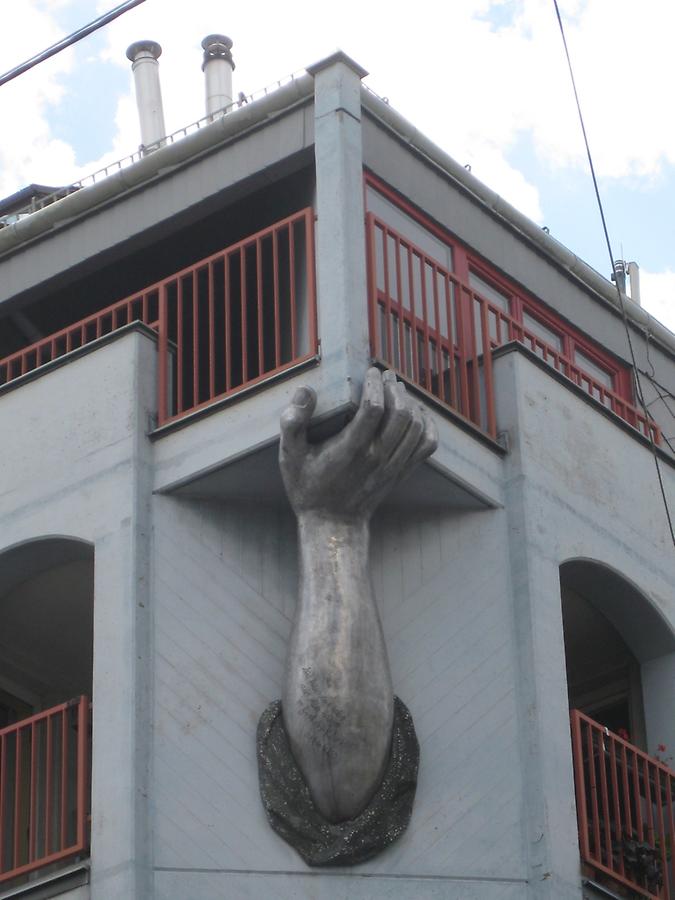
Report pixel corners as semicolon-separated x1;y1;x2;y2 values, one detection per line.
552;0;675;548
0;0;148;89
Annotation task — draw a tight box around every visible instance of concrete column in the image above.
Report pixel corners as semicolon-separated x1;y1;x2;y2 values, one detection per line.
89;331;156;899
493;349;583;900
307;51;370;404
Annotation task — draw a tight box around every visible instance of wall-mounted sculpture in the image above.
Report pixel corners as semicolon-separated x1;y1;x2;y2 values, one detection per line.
258;368;438;865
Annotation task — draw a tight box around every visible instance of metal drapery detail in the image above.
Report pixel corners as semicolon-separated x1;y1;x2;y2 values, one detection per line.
258;368;436;864
257;697;419;866
571;710;675;899
0;697;89;885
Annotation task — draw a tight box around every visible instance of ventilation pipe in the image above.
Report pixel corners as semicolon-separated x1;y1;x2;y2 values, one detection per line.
201;34;234;119
627;261;641;306
126;40;166;153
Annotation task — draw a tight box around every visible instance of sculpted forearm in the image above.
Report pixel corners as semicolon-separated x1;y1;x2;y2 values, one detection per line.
283;514;393;822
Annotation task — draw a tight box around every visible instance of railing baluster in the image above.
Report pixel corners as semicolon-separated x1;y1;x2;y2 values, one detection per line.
382;227;393;365
408;246;420;384
60;710;67;851
224;254;231;393
272;230;281;368
305;211;317;356
208;262;215;402
176;277;184;415
444;275;458;410
0;733;5;871
29;723;37;862
608;735;624;877
76;699;87;850
45;715;52;857
256;237;264;377
157;283;169;425
289;223;297;360
13;729;21;869
240;246;248;384
395;235;406;379
192;269;199;407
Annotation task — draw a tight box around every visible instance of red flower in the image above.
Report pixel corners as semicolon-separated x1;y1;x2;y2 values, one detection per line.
658;743;667;753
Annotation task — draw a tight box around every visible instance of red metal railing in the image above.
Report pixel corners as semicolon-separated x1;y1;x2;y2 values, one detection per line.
0;208;318;426
0;294;158;387
571;710;675;899
366;213;660;444
0;697;89;885
156;207;317;424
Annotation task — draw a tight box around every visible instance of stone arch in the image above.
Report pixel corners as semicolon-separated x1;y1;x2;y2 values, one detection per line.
0;535;94;717
560;557;675;754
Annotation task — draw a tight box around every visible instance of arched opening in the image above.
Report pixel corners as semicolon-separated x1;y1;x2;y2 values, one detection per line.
560;559;675;897
0;536;93;886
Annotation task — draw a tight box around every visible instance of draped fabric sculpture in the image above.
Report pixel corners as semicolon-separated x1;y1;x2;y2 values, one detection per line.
257;368;438;865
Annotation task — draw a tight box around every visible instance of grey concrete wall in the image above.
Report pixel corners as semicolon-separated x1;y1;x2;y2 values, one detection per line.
0;329;157;900
150;493;528;898
492;345;675;899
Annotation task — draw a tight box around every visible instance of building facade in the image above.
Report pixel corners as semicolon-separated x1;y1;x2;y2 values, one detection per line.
0;50;673;900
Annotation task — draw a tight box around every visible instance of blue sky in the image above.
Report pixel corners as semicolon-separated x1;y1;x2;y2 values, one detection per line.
1;0;673;328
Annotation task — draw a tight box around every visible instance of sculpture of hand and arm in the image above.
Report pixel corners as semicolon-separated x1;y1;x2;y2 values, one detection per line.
279;368;438;823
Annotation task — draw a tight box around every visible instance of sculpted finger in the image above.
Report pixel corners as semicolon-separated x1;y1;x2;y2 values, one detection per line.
336;367;385;460
382;401;424;476
378;372;411;456
279;386;317;459
410;410;439;467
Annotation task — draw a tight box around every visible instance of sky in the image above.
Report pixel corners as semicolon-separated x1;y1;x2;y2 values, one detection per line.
1;0;674;331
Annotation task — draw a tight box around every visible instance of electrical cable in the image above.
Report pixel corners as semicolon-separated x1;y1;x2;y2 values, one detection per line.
552;0;675;547
0;0;148;88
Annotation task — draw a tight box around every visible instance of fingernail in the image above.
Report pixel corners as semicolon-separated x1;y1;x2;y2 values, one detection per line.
294;387;313;408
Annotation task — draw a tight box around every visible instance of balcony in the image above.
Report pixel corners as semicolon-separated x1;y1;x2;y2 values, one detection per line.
0;697;90;888
364;175;660;447
0;209;318;428
571;709;675;899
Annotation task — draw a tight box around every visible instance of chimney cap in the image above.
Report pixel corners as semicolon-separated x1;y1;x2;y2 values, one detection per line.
201;34;234;71
126;40;162;62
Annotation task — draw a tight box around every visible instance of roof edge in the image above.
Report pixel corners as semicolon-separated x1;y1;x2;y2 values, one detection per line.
0;73;314;260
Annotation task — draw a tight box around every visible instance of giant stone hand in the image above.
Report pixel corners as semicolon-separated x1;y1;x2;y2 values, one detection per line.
279;368;437;824
280;367;438;521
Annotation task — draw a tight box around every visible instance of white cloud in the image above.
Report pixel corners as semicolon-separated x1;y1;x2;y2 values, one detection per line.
640;269;675;335
0;0;673;264
0;1;76;196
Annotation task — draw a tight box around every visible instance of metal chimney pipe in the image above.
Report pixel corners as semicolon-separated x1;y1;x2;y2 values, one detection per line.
126;40;166;153
627;261;641;306
201;34;234;119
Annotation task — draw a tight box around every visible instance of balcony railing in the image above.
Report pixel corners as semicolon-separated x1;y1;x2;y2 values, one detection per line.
366;212;660;444
0;208;318;427
0;696;90;886
571;709;675;899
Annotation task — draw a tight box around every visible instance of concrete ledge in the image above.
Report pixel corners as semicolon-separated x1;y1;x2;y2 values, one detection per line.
0;322;158;401
0;861;89;900
493;340;675;466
